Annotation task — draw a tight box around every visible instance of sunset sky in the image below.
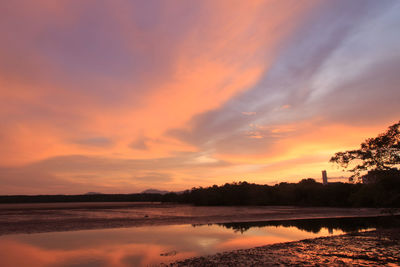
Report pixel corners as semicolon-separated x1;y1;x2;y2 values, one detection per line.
1;0;400;194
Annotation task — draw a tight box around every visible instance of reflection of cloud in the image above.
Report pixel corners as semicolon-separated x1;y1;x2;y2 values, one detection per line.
217;236;289;251
0;239;195;267
0;224;235;267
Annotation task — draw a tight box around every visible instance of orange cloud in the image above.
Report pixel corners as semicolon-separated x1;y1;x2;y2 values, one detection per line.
0;1;316;166
3;0;399;193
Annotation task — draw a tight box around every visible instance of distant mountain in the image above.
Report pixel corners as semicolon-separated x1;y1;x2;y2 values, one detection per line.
85;192;104;195
141;189;169;195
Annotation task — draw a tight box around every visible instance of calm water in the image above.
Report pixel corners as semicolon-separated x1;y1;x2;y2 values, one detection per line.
1;215;394;267
0;203;396;266
0;224;347;267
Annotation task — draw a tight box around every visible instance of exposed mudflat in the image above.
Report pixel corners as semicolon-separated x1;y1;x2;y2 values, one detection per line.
169;228;400;266
0;202;392;235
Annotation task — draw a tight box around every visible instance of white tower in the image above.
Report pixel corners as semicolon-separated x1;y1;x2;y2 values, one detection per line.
322;170;328;185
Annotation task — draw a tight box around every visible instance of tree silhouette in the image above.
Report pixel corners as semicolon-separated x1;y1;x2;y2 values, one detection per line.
330;121;400;181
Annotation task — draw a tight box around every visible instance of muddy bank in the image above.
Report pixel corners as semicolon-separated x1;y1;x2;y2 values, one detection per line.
0;203;393;235
169;228;400;266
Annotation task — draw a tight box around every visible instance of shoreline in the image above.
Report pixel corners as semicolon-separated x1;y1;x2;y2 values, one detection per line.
168;228;400;266
0;203;395;236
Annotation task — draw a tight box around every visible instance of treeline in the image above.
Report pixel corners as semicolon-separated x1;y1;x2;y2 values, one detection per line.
0;193;164;204
1;173;399;207
162;175;400;207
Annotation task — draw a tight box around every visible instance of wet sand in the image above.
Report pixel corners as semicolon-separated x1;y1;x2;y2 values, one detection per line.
0;203;393;235
169;228;400;266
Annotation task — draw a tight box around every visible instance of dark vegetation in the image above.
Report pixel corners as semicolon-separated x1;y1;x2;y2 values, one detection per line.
1;174;400;207
330;120;400;181
161;175;400;207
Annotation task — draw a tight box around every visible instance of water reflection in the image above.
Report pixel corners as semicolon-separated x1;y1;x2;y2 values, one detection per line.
212;215;400;234
0;216;397;267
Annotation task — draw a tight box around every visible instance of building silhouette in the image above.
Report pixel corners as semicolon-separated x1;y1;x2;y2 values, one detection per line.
322;170;328;185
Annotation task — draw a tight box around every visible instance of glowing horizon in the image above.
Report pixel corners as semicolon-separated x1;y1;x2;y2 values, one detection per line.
1;0;400;194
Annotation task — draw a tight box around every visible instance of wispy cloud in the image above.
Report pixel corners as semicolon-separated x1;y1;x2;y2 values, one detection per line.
1;0;399;193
